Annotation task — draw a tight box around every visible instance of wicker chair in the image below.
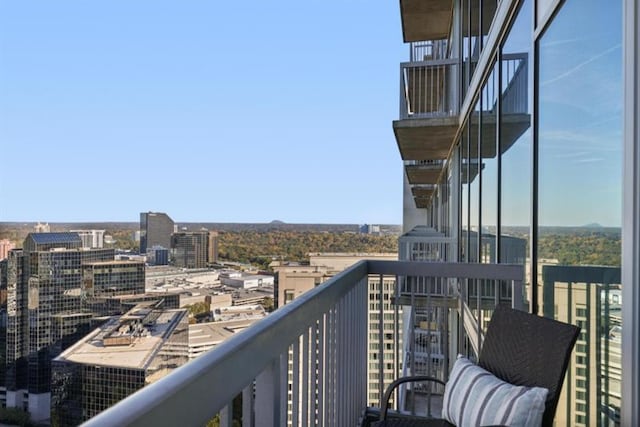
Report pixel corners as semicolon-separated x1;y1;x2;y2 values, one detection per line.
373;305;580;427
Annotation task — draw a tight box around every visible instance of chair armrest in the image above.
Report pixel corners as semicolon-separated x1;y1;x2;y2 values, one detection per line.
379;376;447;420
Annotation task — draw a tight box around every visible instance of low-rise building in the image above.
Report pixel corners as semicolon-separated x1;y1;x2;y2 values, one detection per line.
52;306;189;426
82;260;146;297
188;317;263;359
221;273;274;289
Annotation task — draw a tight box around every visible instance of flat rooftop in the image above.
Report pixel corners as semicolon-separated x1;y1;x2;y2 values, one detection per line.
55;308;185;370
189;318;260;348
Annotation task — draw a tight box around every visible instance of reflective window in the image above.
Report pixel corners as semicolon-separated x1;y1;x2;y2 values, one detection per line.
480;61;498;263
469;98;480;262
500;0;531;269
461;0;471;99
470;0;480;81
537;0;622;425
460;127;469;262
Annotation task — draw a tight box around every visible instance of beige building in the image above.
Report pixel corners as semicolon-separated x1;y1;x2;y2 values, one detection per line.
541;265;622;427
273;252;400;413
0;239;15;261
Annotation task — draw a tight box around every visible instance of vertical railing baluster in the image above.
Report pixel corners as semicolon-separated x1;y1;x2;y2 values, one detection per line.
337;295;344;426
220;404;233;427
302;328;309;427
292;339;300;426
242;384;253;427
317;316;325;427
255;356;282;427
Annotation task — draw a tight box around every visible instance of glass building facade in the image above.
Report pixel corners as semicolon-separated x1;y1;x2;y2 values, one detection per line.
1;234;116;420
139;211;174;254
397;0;624;424
51;308;189;426
82;260;145;297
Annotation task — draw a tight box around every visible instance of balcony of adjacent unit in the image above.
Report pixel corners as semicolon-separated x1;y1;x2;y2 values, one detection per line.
404;160;446;209
393;39;460;164
82;259;526;427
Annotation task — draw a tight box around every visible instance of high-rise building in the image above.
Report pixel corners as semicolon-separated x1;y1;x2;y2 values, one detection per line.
208;230;219;264
70;229;105;249
34;222;50;233
139;212;174;254
0;239;16;260
51;305;189;426
170;230;215;269
2;233;114;421
81;260;145;297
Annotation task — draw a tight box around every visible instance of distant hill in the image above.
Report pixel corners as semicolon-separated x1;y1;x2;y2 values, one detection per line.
583;222;603;228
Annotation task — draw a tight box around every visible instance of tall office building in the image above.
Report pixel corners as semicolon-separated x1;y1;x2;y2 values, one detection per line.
170;230;215;269
393;0;625;424
208;230;219;264
139;212;174;254
0;239;15;260
70;230;105;249
2;233;114;421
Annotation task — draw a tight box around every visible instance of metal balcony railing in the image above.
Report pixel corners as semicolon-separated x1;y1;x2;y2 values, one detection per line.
410;40;449;62
400;59;460;119
501;53;528;115
82;260;524;427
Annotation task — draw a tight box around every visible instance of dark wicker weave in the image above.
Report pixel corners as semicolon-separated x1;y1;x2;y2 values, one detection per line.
478;305;580;427
372;305;580;427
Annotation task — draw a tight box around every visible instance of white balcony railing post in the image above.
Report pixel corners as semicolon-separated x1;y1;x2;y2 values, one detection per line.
254;356;282;427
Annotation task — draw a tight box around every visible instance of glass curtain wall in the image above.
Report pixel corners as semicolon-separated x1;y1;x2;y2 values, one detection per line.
460;126;469;262
537;0;622;426
480;61;498;263
469;98;480;263
500;0;531;287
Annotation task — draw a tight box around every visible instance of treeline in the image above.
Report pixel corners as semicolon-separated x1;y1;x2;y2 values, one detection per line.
218;231;398;268
537;232;620;266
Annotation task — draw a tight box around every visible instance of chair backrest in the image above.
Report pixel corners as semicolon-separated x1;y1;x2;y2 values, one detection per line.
478;305;580;427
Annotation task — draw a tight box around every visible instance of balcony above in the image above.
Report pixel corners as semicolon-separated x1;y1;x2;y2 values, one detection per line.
405;161;443;185
394;57;459;162
411;186;436;208
400;0;454;42
394;117;458;161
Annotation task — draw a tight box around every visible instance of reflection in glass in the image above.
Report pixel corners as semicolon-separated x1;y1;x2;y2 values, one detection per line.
537;0;622;425
500;0;531;271
461;0;471;99
480;62;497;263
469;0;480;81
468;98;480;262
481;0;498;50
460;127;469;262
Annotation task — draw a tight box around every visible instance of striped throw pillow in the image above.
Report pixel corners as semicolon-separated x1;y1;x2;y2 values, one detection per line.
442;355;548;427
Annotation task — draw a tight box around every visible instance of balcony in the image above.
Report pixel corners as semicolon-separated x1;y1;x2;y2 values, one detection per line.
399;0;453;43
82;260;524;427
396;48;530;208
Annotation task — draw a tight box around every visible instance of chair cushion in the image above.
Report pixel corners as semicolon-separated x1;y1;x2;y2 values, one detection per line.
442;356;548;427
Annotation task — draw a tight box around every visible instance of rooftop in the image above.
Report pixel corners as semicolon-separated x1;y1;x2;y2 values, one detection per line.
55;307;186;370
28;232;82;245
189;318;260;348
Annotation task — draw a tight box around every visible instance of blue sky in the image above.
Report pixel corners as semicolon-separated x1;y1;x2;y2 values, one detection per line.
0;1;406;224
